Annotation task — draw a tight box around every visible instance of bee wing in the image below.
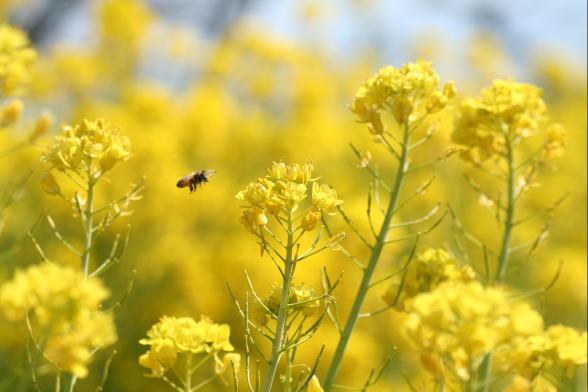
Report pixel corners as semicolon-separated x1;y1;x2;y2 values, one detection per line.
204;169;216;177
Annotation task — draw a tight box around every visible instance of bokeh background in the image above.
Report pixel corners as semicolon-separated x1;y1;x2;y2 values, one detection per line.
0;0;586;391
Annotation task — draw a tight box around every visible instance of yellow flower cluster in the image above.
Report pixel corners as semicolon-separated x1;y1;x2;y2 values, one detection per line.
0;24;36;95
350;60;456;131
383;248;476;309
236;161;342;233
0;263;116;377
505;324;587;380
452;79;565;162
404;281;543;381
139;315;237;377
42;119;131;175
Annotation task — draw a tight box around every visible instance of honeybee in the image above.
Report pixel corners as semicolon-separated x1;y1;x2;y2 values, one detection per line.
176;169;216;192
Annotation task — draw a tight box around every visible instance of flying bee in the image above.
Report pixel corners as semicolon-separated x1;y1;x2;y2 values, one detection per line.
176;169;216;193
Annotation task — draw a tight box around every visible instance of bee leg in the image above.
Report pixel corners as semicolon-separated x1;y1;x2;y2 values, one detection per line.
189;182;194;192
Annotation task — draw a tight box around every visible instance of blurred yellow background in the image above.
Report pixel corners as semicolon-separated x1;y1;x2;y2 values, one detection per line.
0;0;585;391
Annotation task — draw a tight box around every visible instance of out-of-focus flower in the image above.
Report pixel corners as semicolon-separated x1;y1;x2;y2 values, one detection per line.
0;263;116;377
504;324;587;380
214;352;241;384
139;316;235;377
42;119;131;175
28;111;53;142
404;281;543;381
383;248;476;309
540;123;567;161
0;24;36;95
301;209;321;231
0;98;21;126
452;80;563;164
350;61;455;129
265;282;321;318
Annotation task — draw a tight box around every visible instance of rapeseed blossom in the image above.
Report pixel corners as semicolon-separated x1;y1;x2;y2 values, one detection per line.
139;315;237;377
0;24;36;95
350;60;456;130
452;79;565;163
0;263;116;377
42;119;131;175
236;161;342;233
504;324;587;381
383;248;476;309
403;281;543;381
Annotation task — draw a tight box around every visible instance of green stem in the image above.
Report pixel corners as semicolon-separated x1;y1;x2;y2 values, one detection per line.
323;122;410;390
479;132;516;392
495;136;515;282
81;174;95;279
263;210;295;392
185;353;193;392
284;350;292;392
68;374;77;392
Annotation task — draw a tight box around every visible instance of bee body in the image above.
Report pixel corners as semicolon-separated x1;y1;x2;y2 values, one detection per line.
176;169;216;192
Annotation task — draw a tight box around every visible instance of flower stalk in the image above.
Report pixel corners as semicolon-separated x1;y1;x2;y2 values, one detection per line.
263;211;295;392
323;122;410;390
81;174;96;279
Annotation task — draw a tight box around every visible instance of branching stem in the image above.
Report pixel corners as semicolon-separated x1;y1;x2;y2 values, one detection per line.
323;121;411;390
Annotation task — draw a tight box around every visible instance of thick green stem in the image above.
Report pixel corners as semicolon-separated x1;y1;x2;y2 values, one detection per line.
323;123;410;390
263;211;295;392
81;175;95;279
479;134;516;392
185;353;193;392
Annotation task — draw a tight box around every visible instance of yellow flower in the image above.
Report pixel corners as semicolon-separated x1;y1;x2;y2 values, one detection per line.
452;80;561;162
237;161;327;219
215;353;241;384
139;315;236;377
383;248;476;309
540;123;567;161
0;98;21;126
350;61;455;129
404;281;543;381
0;263;115;378
301;209;321;231
42;119;131;175
240;206;268;234
268;161;314;183
503;324;586;380
312;182;343;213
0;24;36;95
